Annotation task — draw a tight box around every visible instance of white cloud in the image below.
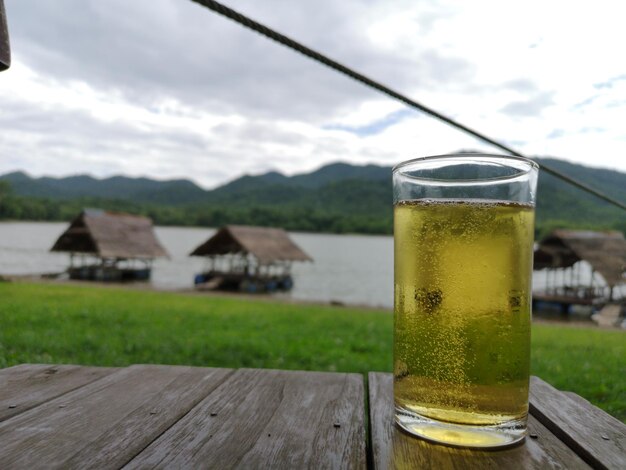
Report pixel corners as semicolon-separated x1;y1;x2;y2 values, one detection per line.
1;0;625;189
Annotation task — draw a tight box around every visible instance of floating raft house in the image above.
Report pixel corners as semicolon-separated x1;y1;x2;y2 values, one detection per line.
190;225;312;293
533;229;626;310
51;209;168;282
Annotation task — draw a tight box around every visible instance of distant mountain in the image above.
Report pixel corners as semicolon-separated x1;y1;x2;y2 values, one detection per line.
1;158;624;235
205;162;389;196
0;171;207;204
208;158;626;227
531;158;626;230
537;158;626;201
288;162;389;188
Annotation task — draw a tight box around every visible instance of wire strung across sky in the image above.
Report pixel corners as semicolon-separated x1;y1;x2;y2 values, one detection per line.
191;0;625;211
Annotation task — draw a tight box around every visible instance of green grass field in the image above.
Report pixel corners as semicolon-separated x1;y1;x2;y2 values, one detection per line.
1;281;624;422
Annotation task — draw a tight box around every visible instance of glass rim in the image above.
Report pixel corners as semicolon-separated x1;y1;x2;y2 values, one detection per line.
392;153;539;184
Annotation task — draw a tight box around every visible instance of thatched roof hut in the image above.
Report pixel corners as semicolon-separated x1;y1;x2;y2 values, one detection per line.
190;225;312;263
534;230;625;287
190;225;311;292
51;209;168;260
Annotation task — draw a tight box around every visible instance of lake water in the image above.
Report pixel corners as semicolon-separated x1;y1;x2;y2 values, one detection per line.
0;222;394;308
0;222;615;310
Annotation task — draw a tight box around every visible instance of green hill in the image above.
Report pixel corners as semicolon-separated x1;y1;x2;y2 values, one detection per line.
0;158;624;236
0;171;206;204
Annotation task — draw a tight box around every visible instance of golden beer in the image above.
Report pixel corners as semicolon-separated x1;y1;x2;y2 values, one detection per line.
394;198;534;446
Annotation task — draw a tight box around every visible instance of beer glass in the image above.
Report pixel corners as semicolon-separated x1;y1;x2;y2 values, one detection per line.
393;153;538;448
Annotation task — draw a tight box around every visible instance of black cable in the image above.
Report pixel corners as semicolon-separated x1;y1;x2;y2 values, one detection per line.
191;0;626;211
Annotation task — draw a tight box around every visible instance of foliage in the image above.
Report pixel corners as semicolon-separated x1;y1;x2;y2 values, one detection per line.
0;159;624;235
0;282;624;422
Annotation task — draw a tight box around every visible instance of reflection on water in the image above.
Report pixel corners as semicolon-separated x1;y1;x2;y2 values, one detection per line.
0;222;394;308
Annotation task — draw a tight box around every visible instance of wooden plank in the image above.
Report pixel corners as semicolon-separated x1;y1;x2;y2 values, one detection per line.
529;376;626;470
126;368;367;469
562;391;597;410
0;364;117;422
368;372;590;469
0;364;233;469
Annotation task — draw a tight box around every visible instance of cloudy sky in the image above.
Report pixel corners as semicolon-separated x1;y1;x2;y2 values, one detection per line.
1;0;625;188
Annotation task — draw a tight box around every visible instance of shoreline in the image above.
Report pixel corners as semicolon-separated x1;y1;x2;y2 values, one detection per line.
3;274;624;330
0;273;392;313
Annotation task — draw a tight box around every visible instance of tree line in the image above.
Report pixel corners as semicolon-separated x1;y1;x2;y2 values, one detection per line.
0;180;623;239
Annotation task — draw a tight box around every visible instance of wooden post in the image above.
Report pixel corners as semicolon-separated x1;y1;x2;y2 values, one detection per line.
0;0;9;71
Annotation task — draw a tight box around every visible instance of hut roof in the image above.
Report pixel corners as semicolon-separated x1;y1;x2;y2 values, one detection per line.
534;229;626;286
51;209;168;259
190;225;312;264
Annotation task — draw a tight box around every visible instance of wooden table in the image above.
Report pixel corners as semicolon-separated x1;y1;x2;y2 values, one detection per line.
0;364;624;469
